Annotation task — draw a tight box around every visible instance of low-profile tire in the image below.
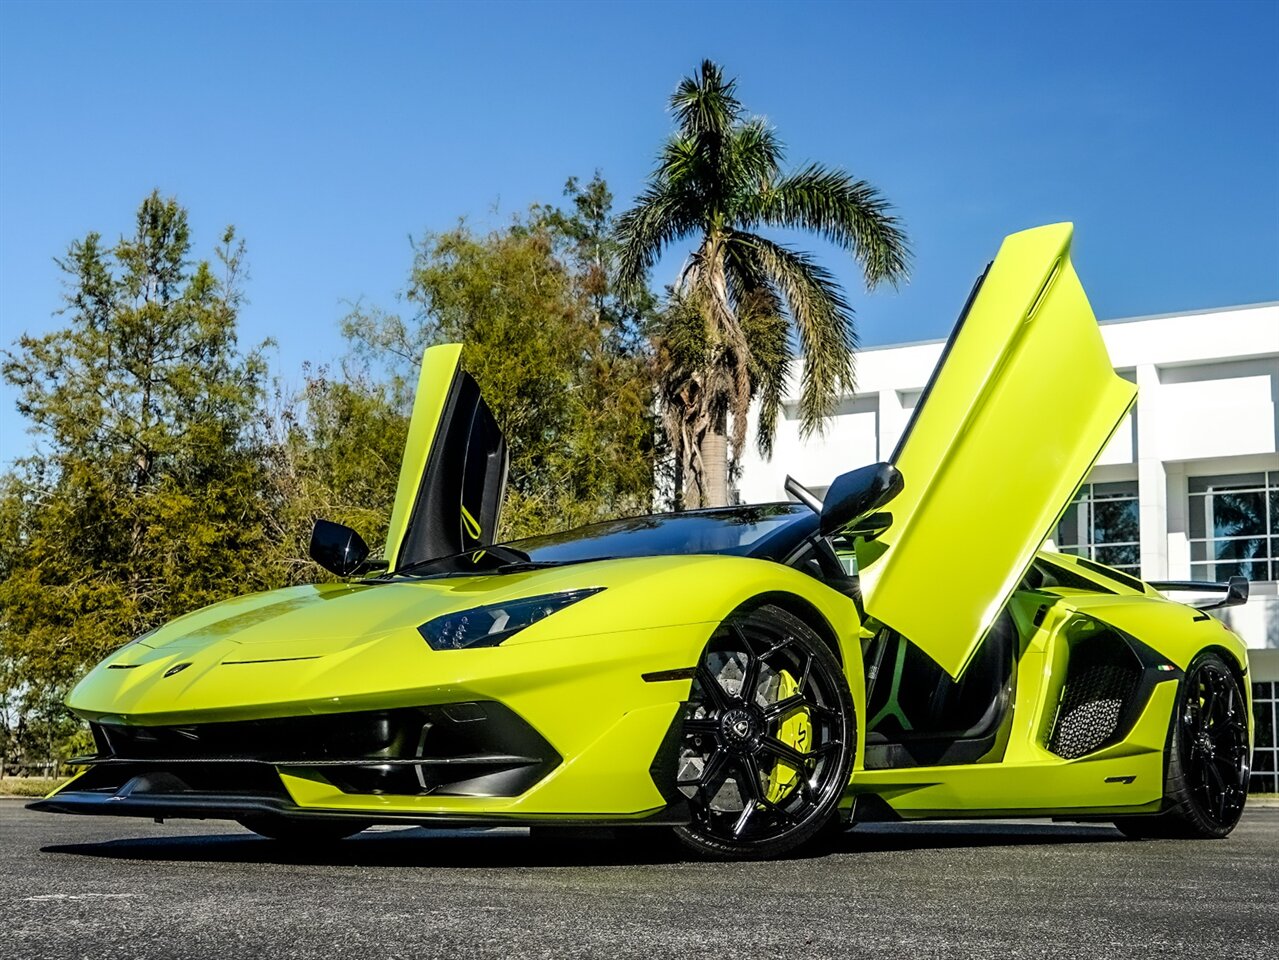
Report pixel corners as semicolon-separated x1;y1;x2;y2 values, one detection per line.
673;604;855;860
1114;651;1249;840
237;815;370;843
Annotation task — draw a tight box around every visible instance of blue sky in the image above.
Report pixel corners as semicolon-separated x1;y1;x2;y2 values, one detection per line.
1;0;1276;464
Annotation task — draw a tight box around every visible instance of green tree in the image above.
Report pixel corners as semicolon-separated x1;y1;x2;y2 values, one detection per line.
263;365;409;580
0;192;273;768
618;60;910;506
343;175;658;539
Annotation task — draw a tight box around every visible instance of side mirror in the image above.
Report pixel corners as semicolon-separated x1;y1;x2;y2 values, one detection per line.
819;463;904;537
309;519;375;577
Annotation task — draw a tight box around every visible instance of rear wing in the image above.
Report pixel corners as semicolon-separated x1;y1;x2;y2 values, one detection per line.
1148;576;1249;611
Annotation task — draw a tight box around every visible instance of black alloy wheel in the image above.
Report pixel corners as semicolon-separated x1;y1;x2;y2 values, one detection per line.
1114;651;1249;840
674;604;855;859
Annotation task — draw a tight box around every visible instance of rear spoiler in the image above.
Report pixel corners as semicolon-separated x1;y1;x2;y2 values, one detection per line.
1147;576;1249;611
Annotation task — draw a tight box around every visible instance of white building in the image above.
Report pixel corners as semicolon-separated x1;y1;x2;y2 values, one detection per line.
738;301;1279;681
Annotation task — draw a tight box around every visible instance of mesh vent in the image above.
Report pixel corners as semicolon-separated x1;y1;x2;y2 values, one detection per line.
1049;638;1142;759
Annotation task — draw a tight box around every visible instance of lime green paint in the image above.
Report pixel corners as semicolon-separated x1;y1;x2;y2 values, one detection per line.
860;223;1137;678
383;343;463;569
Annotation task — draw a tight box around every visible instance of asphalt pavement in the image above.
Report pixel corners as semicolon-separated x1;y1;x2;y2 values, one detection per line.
2;800;1276;959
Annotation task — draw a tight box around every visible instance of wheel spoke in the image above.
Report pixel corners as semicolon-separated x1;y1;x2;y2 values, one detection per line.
1203;757;1226;792
759;796;797;826
763;694;807;722
732;802;755;838
739;647;761;706
697;750;730;796
737;754;764;804
796;650;814;695
682;717;719;736
759;736;809;771
1200;681;1217;728
695;665;730;711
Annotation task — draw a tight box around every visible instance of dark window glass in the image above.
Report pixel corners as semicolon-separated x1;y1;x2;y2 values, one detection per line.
1056;502;1081;547
1056;482;1140;573
1188;473;1277;584
1209;491;1266;538
1093;498;1139;546
508;504;809;563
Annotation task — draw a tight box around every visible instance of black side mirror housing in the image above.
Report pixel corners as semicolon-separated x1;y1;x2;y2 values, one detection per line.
819;463;905;537
309;519;374;577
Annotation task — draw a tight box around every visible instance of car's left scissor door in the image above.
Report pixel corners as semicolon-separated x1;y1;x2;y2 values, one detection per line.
383;343;508;571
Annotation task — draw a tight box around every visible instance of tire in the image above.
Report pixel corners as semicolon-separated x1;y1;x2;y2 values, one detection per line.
1114;651;1249;840
237;815;370;843
673;604;855;860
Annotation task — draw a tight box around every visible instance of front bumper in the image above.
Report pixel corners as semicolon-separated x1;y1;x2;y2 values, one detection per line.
46;621;711;822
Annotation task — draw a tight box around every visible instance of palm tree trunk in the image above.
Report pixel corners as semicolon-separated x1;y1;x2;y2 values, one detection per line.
699;420;730;506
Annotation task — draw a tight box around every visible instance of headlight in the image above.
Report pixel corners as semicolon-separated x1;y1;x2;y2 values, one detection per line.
418;588;604;650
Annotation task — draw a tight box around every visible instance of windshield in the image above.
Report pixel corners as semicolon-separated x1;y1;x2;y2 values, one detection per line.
388;503;809;579
510;503;808;562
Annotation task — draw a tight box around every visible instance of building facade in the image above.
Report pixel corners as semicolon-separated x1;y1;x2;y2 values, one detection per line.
737;301;1279;791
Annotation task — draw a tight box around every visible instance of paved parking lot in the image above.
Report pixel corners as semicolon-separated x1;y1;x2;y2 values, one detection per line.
2;801;1276;959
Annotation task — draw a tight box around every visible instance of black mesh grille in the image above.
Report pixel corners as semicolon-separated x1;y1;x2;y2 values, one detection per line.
1049;638;1143;759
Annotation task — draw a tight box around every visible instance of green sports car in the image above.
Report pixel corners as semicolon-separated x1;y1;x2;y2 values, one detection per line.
32;223;1253;859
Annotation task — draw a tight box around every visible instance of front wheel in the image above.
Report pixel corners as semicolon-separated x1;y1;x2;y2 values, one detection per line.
1114;651;1249;840
673;604;855;860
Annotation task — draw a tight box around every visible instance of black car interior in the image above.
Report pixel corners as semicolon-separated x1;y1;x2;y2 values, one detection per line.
779;464;1020;770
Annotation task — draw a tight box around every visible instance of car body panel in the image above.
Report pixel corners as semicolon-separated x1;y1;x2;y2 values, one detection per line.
859;223;1137;678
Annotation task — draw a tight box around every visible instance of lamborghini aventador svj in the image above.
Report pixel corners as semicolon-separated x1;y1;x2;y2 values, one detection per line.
32;222;1253;859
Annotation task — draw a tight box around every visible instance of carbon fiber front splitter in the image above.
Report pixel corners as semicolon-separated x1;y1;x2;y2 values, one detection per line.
28;789;691;828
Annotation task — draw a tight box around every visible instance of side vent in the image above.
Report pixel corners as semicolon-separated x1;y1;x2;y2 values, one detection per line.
1048;636;1143;759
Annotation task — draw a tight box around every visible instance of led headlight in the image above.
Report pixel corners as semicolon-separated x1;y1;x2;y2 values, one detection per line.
418;588;604;650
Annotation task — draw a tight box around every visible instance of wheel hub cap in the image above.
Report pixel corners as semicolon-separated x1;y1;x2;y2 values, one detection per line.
721;707;760;750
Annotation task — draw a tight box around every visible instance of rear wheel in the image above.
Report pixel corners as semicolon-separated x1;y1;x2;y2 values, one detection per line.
674;604;855;860
1114;651;1249;840
237;815;370;844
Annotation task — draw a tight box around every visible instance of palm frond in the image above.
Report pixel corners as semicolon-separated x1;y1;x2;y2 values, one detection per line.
724;118;783;199
731;233;856;438
735;283;789;459
614;181;697;298
748;164;911;288
670;60;741;140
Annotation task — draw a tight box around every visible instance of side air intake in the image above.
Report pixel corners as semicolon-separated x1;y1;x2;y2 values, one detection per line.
1048;635;1144;759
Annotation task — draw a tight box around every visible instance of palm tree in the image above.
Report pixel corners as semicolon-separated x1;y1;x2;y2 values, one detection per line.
618;60;910;507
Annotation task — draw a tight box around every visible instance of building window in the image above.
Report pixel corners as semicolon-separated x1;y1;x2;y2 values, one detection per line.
1188;472;1278;582
1253;681;1277;794
1056;481;1141;574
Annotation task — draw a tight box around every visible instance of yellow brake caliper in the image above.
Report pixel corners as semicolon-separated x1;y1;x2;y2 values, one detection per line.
765;669;812;804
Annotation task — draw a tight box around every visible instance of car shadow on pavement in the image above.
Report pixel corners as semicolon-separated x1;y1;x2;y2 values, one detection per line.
41;820;1126;868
